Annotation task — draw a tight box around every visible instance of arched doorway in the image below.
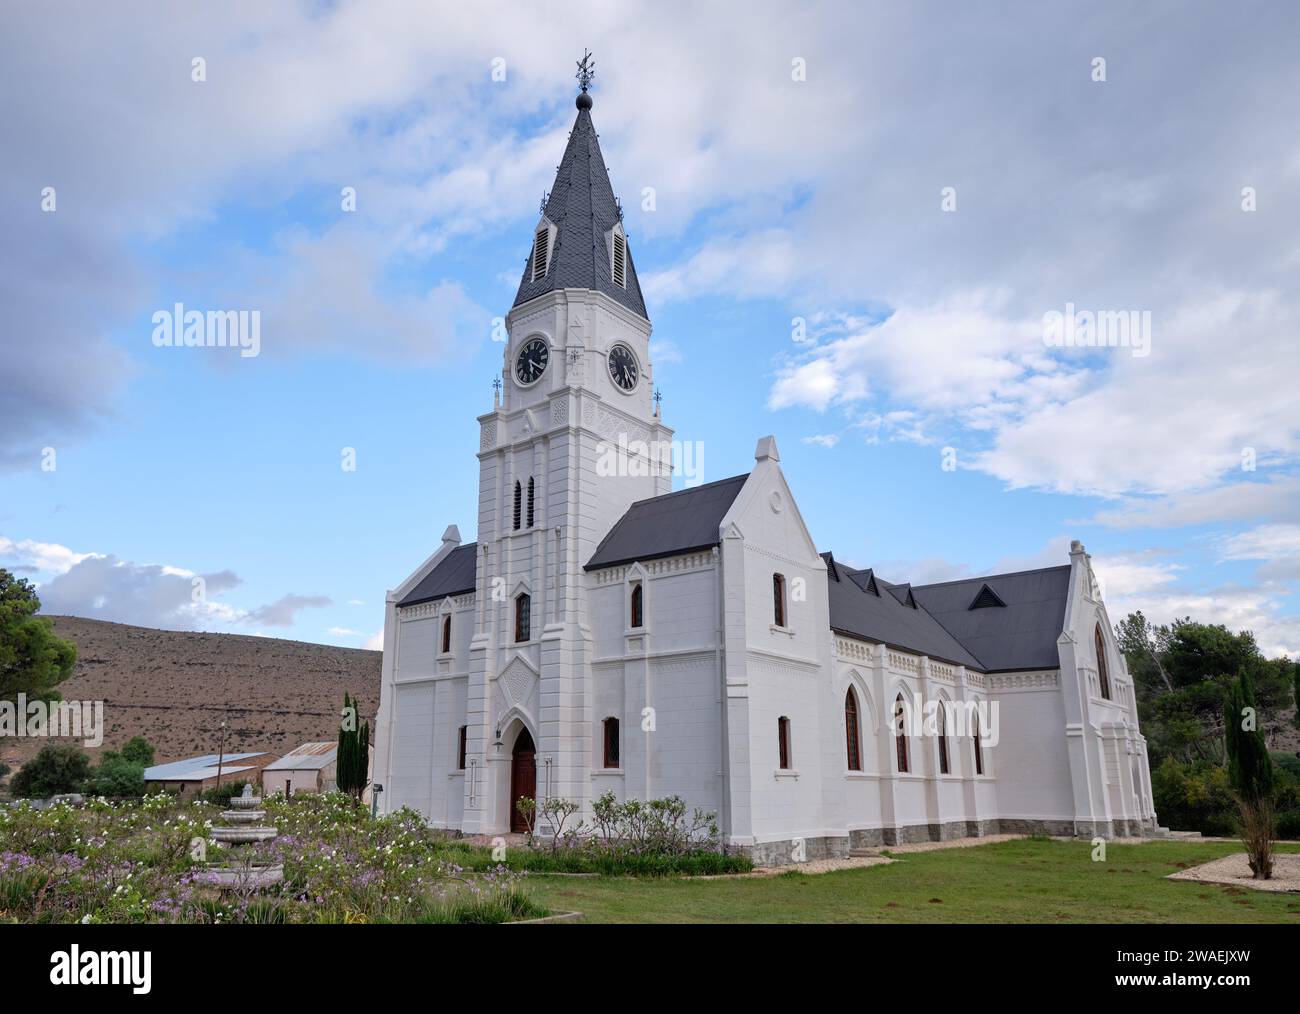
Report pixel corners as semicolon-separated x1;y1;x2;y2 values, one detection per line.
509;728;536;833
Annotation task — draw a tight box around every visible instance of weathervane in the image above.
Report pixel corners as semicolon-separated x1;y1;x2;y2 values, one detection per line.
492;375;502;396
575;49;596;93
539;190;549;214
653;387;663;416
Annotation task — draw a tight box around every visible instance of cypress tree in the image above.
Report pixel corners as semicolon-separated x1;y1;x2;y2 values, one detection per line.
1223;668;1275;878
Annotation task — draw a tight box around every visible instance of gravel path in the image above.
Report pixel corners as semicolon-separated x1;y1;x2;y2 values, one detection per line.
1167;852;1300;892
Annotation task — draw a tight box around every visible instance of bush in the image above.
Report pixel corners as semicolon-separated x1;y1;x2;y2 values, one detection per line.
89;755;145;798
0;761;10;779
10;745;92;798
1276;810;1300;841
1152;757;1237;836
119;737;156;767
198;780;252;806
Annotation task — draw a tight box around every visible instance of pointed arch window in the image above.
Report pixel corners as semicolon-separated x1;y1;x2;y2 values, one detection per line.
973;712;984;775
777;716;792;770
773;573;786;627
937;700;950;775
532;226;550;281
845;688;862;771
441;614;452;654
629;582;643;629
1095;624;1112;700
514;593;531;643
512;481;522;531
526;477;535;528
894;695;910;773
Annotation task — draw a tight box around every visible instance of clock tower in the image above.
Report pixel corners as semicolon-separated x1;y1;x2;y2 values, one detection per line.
462;55;673;832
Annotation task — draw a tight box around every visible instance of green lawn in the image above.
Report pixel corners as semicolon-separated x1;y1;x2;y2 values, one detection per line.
526;839;1300;923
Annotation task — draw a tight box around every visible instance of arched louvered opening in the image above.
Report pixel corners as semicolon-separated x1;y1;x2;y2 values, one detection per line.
532;226;549;281
512;481;522;531
612;230;626;288
526;477;535;528
845;688;862;771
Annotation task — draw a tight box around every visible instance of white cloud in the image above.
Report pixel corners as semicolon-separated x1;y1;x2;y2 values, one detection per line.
363;630;384;651
0;535;101;575
801;433;839;448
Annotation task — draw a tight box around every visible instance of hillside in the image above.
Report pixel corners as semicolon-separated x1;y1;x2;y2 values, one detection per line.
1;616;381;773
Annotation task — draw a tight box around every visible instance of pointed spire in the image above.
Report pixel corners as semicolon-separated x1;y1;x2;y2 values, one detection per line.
513;56;647;319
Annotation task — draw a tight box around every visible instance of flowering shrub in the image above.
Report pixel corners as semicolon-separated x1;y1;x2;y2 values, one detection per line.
0;792;543;924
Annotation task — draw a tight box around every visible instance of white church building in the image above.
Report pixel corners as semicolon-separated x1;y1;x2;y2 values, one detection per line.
373;71;1158;863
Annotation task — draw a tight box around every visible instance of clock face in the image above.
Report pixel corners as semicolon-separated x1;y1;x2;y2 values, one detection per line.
607;343;639;391
515;337;549;386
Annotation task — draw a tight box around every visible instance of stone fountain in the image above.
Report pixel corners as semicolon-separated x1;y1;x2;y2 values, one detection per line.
206;784;283;888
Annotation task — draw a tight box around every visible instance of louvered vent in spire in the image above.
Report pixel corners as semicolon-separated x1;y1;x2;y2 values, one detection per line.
532;227;550;281
612;231;626;288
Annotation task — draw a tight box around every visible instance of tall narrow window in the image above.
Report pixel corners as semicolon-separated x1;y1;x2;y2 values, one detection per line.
603;717;620;768
894;695;910;773
778;716;792;770
612;231;626;288
514;593;531;642
441;614;452;654
773;573;786;627
457;725;467;770
526;477;535;528
532;227;549;281
1095;624;1111;700
937;701;950;775
973;714;984;775
629;583;643;628
844;688;862;771
512;481;522;531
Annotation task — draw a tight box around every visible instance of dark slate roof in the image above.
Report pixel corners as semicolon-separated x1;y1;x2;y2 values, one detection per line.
512;103;648;318
397;543;478;607
585;474;749;570
912;566;1072;672
825;556;986;670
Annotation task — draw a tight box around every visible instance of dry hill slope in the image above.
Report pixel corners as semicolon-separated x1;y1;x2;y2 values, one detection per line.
1;616;380;772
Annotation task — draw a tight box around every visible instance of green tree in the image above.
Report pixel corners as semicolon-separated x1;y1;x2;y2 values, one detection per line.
10;743;92;797
1292;661;1300;731
1223;668;1275;879
119;735;156;767
90;753;146;797
336;693;370;801
1117;612;1293;766
0;569;77;706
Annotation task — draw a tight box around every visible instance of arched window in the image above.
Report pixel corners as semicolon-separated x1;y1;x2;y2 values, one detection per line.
844;688;862;771
629;583;643;628
773;573;786;627
457;725;467;770
527;477;535;528
778;716;792;769
894;694;910;773
1095;624;1111;700
514;593;531;642
512;481;522;531
937;700;950;775
603;717;620;768
441;614;452;654
973;713;984;776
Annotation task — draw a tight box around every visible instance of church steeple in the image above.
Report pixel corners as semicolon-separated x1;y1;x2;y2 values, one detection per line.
513;53;648;319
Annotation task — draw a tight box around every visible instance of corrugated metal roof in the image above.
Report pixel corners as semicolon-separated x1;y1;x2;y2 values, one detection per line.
585;474;750;570
263;742;338;772
143;752;267;782
912;566;1072;672
397;543;478;607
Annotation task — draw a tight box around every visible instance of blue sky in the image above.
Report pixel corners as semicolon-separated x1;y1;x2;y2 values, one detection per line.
3;1;1299;656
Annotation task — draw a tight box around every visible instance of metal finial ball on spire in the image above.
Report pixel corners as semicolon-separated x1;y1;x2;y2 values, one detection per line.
575;50;595;109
